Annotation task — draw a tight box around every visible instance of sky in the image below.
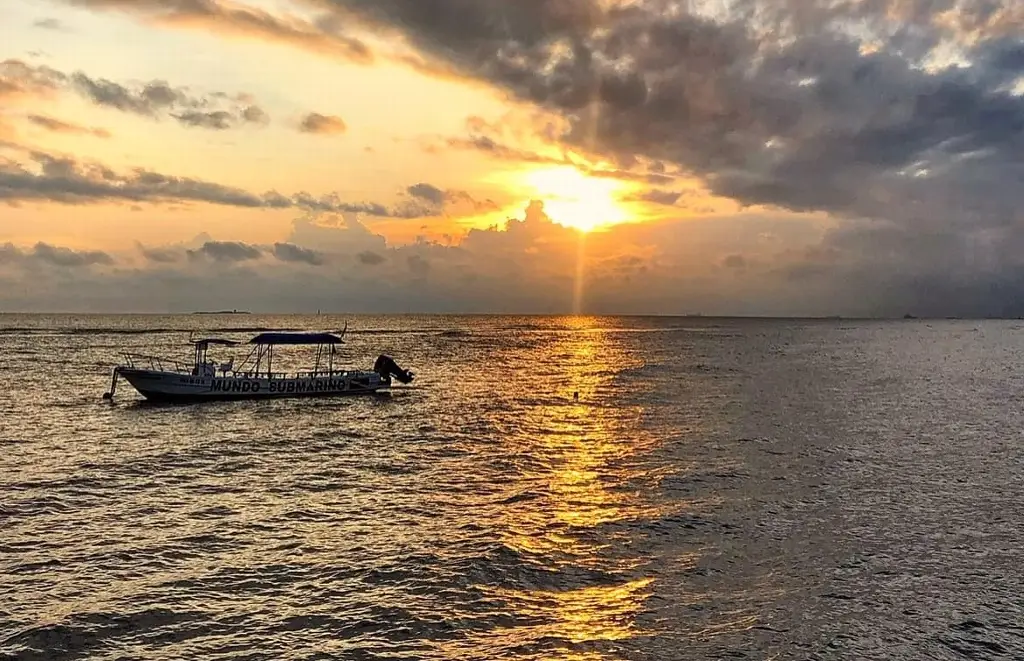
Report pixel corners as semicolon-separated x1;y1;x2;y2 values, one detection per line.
1;0;1023;316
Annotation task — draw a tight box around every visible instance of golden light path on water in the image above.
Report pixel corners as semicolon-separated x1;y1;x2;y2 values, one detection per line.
429;318;708;659
573;232;587;316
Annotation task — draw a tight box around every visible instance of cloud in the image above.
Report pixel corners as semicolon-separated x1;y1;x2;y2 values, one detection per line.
13;1;1024;316
242;105;270;124
5;197;1022;317
406;183;444;205
1;241;113;268
2;59;266;130
0;60;65;100
627;189;682;206
25;114;110;138
188;240;262;263
0;147;444;218
136;242;181;263
172;110;236;130
282;0;1024;315
357;250;386;265
0;201;821;314
298;112;347;135
58;0;374;64
70;71;267;130
438;115;680;186
305;1;1024;219
272;242;324;265
33;18;69;31
69;74;176;114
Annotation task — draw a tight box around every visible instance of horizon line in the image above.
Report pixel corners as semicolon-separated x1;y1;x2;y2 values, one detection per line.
0;311;1018;321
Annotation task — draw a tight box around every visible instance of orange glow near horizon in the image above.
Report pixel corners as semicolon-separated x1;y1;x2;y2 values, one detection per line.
515;166;637;233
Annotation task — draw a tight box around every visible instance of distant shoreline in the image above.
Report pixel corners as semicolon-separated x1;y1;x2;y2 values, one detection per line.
191;310;251;315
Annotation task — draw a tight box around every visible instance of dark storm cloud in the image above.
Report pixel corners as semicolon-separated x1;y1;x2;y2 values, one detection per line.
272;242;325;266
59;0;374;63
0;149;438;218
308;1;1022;215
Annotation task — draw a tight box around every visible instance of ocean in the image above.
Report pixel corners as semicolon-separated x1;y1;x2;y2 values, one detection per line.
1;314;1022;660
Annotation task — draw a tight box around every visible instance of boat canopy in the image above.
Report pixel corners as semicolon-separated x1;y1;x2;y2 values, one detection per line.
193;338;241;347
248;332;344;345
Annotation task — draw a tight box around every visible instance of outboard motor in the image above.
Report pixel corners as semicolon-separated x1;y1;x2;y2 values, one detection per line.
374;354;414;384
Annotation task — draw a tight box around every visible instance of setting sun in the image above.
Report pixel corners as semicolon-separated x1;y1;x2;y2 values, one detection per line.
516;166;635;233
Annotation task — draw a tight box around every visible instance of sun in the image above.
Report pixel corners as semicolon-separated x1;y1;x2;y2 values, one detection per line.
516;166;634;232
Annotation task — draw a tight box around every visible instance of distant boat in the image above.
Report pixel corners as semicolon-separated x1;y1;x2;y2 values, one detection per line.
102;325;414;403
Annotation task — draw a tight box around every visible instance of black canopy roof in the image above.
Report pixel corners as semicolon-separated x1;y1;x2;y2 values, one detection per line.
248;332;344;345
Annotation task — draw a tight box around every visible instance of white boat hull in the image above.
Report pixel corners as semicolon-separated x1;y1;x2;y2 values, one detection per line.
117;368;390;402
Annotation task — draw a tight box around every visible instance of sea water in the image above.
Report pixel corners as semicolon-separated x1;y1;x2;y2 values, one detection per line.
1;314;1021;660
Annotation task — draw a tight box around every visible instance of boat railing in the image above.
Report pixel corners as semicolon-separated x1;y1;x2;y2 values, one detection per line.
121;353;365;379
122;352;193;374
220;369;359;380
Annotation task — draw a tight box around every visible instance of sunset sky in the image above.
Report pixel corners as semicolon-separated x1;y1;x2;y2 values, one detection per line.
2;0;1023;316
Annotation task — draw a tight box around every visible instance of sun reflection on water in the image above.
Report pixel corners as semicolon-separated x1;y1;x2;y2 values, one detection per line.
475;319;673;654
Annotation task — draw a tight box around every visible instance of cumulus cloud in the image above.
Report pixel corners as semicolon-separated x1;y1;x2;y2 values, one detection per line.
298;112;347;135
188;240;263;263
0;201;832;314
0;242;113;268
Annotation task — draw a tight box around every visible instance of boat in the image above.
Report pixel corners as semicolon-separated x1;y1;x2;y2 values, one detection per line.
102;327;414;402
